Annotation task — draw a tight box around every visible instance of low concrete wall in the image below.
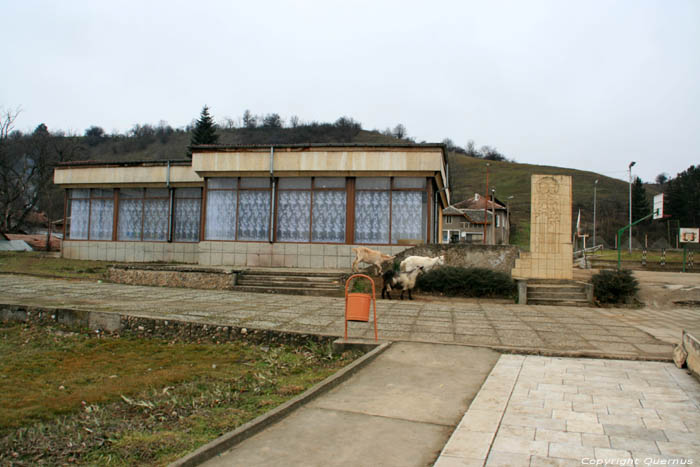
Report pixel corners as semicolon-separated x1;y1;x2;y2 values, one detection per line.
108;265;237;290
682;330;700;380
395;244;520;275
0;303;334;346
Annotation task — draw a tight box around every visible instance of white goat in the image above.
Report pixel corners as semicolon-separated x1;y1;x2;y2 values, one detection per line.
400;255;445;274
381;266;423;300
351;247;395;275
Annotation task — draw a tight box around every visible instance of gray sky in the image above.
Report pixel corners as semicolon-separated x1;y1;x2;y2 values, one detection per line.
2;0;698;183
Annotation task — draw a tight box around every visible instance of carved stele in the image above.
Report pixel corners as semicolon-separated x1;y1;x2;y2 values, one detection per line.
512;175;573;280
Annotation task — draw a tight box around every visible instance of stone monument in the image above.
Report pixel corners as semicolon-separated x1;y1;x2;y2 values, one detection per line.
512;174;573;280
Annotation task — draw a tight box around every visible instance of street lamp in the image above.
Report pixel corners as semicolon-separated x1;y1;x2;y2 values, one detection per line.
593;179;598;248
628;161;636;253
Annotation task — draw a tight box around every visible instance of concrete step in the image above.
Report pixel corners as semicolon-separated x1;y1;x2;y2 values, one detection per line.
527;298;591;307
527;291;588;300
236;278;341;289
232;285;344;297
527;286;585;294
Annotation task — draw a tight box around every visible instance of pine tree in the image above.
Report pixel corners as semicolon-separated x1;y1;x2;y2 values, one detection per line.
190;106;219;147
631;176;651;222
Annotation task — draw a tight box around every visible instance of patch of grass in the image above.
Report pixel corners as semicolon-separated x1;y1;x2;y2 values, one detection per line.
0;252;110;280
592;249;687;262
0;323;362;466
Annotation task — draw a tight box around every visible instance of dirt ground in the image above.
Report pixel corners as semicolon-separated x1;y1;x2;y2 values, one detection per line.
576;268;700;309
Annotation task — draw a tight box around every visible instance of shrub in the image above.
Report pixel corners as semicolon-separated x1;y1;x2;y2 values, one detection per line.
416;266;516;298
592;269;639;304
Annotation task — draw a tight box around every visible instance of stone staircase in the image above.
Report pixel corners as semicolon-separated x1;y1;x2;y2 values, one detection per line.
233;269;345;297
526;279;592;307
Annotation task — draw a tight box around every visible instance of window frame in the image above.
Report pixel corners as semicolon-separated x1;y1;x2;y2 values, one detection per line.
66;188;116;241
204;177;273;242
117;188;171;242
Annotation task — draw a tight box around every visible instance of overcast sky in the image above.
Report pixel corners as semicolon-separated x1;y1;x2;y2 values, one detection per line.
1;0;697;183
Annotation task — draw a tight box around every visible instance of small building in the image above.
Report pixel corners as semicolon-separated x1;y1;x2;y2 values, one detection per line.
53;143;450;268
442;193;509;244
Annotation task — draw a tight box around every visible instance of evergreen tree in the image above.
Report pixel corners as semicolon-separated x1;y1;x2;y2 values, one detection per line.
631;176;651;222
666;165;700;226
190;106;219;147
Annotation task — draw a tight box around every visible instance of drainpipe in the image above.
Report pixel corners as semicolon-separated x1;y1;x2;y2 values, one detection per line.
269;146;275;243
167;161;173;242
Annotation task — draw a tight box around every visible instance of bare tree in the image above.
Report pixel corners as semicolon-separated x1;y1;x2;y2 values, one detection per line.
392;124;407;140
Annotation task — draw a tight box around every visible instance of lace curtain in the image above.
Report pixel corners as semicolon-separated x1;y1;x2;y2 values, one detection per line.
277;191;311;242
205;191;236;240
312;191;346;243
238;191;270;241
69;199;89;240
174;195;201;242
391;191;425;243
354;191;390;244
143;199;169;241
117;199;142;241
89;199;114;240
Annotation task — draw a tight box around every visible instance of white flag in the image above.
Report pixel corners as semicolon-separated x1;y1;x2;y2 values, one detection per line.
576;209;581;235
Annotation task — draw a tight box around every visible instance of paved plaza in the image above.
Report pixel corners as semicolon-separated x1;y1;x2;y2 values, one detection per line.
0;275;691;360
437;354;700;466
2;273;700;465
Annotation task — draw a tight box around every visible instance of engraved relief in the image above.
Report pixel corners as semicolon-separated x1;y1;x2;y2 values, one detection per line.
533;177;561;254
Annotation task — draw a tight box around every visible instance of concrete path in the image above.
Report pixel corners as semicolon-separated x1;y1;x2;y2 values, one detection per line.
0;275;683;360
436;354;700;466
202;342;500;467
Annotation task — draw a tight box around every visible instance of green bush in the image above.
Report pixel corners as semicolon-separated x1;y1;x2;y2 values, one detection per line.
592;269;639;304
416;266;516;298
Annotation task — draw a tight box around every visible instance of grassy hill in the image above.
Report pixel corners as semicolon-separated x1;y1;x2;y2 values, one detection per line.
72;124;657;247
447;152;661;247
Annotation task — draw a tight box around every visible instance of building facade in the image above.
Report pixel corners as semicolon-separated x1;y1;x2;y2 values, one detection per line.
53;144;450;268
442;193;509;245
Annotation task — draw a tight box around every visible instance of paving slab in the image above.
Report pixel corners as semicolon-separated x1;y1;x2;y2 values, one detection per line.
202;342;500;467
0;274;684;360
436;354;700;466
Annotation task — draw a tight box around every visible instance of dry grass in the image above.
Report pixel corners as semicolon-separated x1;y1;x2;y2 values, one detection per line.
0;251;110;280
0;323;362;466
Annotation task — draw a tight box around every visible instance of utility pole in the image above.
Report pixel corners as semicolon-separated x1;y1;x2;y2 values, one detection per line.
491;188;496;245
483;163;490;245
593;179;598;248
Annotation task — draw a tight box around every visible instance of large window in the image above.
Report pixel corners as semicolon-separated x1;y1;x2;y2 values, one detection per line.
275;177;346;243
67;189;114;240
117;188;169;241
174;188;202;242
205;178;271;241
354;177;427;244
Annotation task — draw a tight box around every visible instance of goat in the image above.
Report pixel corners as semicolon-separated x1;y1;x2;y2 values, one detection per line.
400;255;445;274
351;246;395;275
381;266;423;300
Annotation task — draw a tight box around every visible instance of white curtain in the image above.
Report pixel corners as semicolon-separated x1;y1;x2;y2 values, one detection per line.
312;191;346;243
391;191;424;243
89;199;114;240
174;193;201;242
277;191;311;242
238;191;270;241
69;199;89;240
354;191;390;244
143;199;169;241
117;199;142;241
205;191;236;240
